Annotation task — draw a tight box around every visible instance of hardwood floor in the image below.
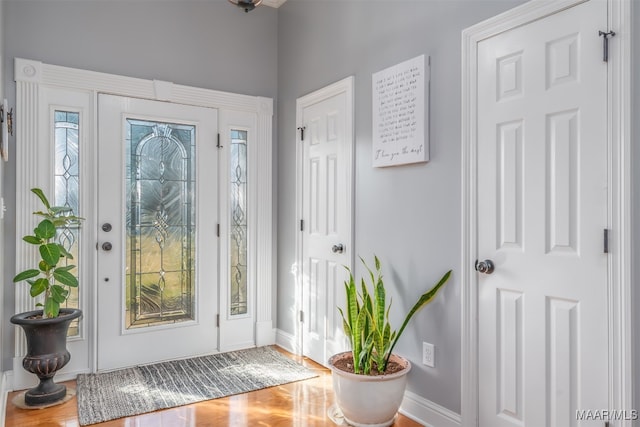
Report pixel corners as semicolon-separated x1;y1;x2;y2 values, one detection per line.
5;348;422;427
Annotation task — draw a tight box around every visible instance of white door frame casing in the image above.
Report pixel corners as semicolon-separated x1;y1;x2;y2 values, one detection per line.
461;0;633;425
294;76;355;356
12;58;275;388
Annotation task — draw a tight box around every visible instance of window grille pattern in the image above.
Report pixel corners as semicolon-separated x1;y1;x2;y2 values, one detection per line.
230;130;248;315
54;111;81;337
125;119;196;328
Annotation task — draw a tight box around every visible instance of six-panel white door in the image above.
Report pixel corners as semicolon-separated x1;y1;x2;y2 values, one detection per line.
476;1;608;425
299;79;353;366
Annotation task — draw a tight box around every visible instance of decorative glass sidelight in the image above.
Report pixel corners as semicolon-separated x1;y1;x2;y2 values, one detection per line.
230;130;248;315
125;119;196;329
54;111;81;336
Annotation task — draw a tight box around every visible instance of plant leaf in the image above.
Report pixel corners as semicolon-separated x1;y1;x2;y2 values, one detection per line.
22;235;41;245
338;307;351;337
13;269;40;283
49;206;73;214
51;285;69;303
58;245;74;260
31;188;51;209
39;260;50;271
53;268;78;287
40;243;61;266
44;297;59;318
360;255;376;288
35;219;56;240
374;277;385;331
29;278;49;297
385;269;452;367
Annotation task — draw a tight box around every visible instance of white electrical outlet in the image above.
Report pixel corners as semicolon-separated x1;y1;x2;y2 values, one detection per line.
423;342;435;367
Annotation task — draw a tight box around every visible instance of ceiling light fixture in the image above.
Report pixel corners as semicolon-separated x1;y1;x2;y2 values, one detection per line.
228;0;263;13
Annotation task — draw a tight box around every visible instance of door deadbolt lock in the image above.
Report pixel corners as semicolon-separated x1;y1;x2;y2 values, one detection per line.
102;223;112;232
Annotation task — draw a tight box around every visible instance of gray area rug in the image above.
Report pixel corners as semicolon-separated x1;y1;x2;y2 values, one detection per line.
76;346;318;425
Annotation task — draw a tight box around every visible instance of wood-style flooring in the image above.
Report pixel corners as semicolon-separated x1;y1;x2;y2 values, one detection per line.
5;347;422;427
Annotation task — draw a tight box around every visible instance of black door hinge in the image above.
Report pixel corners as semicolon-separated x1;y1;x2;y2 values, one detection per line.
297;126;306;141
604;228;609;254
216;314;220;327
599;30;615;62
299;310;304;323
217;223;220;237
300;219;304;231
217;133;223;148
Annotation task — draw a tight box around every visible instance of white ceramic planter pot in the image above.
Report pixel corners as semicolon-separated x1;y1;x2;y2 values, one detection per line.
328;351;411;427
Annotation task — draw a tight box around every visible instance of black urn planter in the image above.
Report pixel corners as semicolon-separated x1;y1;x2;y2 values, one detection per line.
10;308;82;406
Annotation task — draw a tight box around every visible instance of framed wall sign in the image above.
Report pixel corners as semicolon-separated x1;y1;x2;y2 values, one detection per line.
372;54;429;167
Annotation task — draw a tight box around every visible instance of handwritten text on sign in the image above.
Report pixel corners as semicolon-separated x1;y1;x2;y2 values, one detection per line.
372;55;428;167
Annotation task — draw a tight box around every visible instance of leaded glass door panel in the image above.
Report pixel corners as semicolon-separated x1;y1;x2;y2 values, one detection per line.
217;110;257;351
97;94;218;371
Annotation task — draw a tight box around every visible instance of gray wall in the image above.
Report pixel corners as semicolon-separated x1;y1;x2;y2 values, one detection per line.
2;0;278;371
276;0;525;414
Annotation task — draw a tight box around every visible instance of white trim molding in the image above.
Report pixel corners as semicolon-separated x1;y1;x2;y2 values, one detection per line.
255;96;276;347
13;58;275;385
461;0;632;426
606;0;633;420
275;329;299;355
0;370;9;426
400;391;462;427
262;0;287;8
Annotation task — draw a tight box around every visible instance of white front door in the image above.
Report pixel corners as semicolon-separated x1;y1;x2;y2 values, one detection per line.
97;94;219;371
298;78;354;365
476;1;608;425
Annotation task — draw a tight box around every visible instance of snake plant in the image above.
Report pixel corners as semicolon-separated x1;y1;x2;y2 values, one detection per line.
13;188;83;318
338;255;451;375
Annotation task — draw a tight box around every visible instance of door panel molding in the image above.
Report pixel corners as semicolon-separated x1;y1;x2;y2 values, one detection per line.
13;58;274;387
461;1;632;425
295;76;354;358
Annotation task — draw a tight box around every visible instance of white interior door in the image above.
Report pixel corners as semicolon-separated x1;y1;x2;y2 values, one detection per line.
298;78;353;366
97;94;219;371
476;1;608;425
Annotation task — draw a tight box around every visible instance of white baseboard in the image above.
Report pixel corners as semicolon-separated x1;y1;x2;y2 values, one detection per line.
400;390;462;427
256;320;276;347
0;371;9;427
4;371;12;392
12;358;37;391
275;328;300;354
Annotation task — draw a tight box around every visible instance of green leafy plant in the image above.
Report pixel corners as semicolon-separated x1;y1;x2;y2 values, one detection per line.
338;255;451;375
13;188;83;318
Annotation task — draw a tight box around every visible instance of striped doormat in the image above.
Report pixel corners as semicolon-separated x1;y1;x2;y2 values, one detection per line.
76;346;318;425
